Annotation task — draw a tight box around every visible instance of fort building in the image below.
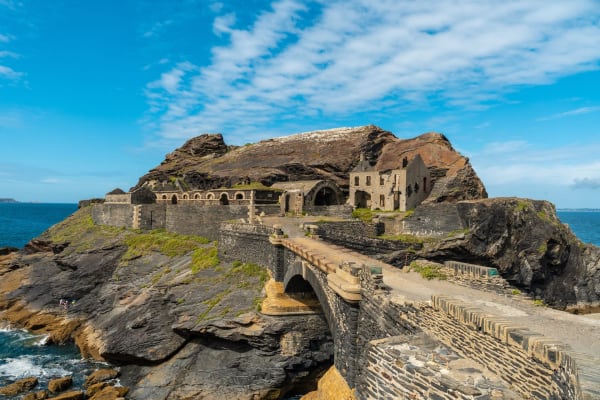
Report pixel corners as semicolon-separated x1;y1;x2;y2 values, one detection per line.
349;154;431;211
272;180;345;215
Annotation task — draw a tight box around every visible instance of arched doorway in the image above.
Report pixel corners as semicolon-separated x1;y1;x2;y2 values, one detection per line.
171;194;178;204
219;193;229;205
354;190;370;208
314;187;338;206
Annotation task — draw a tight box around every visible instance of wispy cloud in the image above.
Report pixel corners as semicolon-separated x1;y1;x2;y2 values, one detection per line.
145;0;600;144
142;19;173;38
572;177;600;190
0;33;14;43
0;65;23;80
538;106;600;121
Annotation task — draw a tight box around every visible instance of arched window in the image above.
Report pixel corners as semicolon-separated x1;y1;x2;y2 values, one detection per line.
235;192;244;200
206;193;214;200
171;194;178;204
183;194;188;200
219;193;229;205
194;193;200;200
162;195;167;200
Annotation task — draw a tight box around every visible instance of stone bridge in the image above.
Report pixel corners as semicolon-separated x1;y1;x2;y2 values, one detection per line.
219;223;600;399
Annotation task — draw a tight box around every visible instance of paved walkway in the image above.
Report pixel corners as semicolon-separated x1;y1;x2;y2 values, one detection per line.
263;217;600;395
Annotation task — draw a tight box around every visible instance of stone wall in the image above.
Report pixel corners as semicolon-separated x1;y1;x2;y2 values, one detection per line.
218;223;278;271
305;205;353;218
314;221;419;256
92;204;133;228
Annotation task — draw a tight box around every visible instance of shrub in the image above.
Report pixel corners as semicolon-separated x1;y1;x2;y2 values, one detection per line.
409;261;447;280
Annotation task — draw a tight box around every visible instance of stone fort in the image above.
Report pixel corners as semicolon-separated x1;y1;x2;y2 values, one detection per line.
91;161;599;400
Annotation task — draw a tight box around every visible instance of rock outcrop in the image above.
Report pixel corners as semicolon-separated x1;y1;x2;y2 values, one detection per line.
0;207;333;399
383;198;600;309
133;126;486;203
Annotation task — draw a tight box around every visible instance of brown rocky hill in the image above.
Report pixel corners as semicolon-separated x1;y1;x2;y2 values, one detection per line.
133;125;487;202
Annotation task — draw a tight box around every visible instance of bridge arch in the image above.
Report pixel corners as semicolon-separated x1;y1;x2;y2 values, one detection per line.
283;259;359;385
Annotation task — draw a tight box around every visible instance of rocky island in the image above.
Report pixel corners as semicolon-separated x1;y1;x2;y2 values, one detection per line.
0;126;598;399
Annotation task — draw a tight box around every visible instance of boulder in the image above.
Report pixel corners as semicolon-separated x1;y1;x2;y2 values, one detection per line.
48;376;73;393
88;385;129;400
22;390;48;400
0;377;38;396
84;369;120;388
48;391;84;400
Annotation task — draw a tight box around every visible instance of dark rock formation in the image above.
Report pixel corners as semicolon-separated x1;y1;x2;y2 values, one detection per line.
381;198;600;309
132;126;486;202
0;207;333;399
0;377;38;396
48;376;73;393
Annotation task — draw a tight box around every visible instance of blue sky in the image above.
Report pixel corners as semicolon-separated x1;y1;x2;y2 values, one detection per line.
1;0;599;208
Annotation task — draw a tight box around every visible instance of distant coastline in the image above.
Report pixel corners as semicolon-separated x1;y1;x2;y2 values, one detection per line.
0;198;18;203
557;208;600;212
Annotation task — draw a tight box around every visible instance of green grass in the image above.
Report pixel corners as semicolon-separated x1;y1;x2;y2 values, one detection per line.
409;261;447;280
446;228;470;238
197;288;232;322
533;299;546;307
230;182;280;190
538;242;548;254
515;200;530;213
352;208;375;222
226;261;269;286
378;233;433;243
511;289;522;295
122;229;210;261
190;244;219;274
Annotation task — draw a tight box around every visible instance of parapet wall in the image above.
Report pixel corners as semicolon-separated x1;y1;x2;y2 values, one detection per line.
356;288;585;400
315;221;419;256
92;204;134;228
219;223;280;274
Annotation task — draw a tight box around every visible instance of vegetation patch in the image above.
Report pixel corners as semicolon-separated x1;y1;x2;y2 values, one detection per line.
409;261;447;280
446;228;470;238
538;242;548;254
226;261;269;286
123;230;210;261
190;244;219;274
515;200;530;213
231;182;278;190
197;288;232;322
378;233;433;243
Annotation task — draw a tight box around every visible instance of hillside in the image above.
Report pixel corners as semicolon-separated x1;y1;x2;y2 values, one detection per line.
132;125;487;203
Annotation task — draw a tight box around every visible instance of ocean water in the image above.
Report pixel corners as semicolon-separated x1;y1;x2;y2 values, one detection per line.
0;324;108;391
557;211;600;246
0;203;77;248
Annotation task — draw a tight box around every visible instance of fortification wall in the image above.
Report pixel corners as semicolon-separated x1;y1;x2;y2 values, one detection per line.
92;204;133;228
165;204;247;240
356;289;583;400
305;205;353;218
219;223;279;271
315;221;419;255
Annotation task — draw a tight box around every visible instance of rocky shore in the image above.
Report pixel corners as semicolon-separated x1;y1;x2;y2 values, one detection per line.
0;208;333;399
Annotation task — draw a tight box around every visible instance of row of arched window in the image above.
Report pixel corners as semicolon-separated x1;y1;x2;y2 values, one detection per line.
158;191;246;204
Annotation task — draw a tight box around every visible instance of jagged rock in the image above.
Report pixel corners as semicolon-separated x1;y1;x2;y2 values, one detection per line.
22;239;68;255
48;391;84;400
87;386;129;400
0;377;38;396
85;382;109;397
84;369;120;388
0;246;19;255
48;376;73;393
22;390;48;400
132;126;485;203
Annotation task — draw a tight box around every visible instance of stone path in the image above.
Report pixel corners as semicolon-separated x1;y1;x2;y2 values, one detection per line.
264;217;600;397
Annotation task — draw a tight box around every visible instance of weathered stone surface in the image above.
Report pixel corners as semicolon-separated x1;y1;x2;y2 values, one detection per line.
0;246;19;255
48;376;73;393
132;126;485;204
22;390;48;400
0;377;38;396
84;369;120;388
87;385;129;400
85;382;109;398
48;391;84;400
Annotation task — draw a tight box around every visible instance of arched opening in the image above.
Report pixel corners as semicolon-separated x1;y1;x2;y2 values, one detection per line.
194;193;201;200
314;187;338;206
284;194;291;213
219;193;229;205
171;195;178;204
206;193;214;200
183;194;188;200
162;195;167;200
235;192;244;200
354;190;371;208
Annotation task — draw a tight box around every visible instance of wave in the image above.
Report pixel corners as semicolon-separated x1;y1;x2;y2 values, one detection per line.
0;355;71;380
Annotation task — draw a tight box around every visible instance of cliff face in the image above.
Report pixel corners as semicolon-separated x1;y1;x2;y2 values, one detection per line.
396;198;600;309
0;208;333;398
133;126;487;202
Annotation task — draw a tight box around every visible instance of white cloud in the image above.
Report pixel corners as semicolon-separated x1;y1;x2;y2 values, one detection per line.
0;65;23;80
142;19;173;38
538;106;600;121
144;0;600;142
0;33;14;43
572;177;600;190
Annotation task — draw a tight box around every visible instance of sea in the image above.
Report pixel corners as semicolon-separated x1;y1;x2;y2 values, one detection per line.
0;203;599;394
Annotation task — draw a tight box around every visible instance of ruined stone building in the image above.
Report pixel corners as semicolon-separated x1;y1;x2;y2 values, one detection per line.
349;154;431;211
271;180;345;215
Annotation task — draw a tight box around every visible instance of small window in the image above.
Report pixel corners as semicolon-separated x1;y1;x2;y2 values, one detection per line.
366;176;371;186
354;176;359;186
379;195;385;207
380;176;385;186
194;193;200;199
